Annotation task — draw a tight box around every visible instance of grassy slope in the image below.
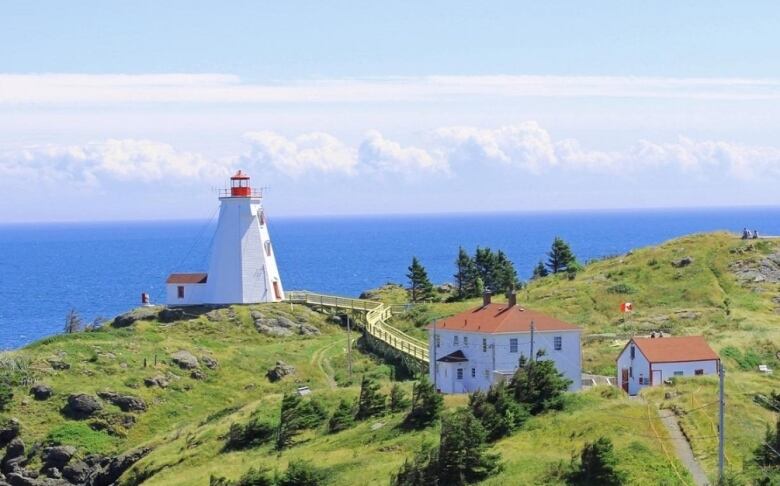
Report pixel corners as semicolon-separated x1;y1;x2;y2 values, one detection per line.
1;232;776;484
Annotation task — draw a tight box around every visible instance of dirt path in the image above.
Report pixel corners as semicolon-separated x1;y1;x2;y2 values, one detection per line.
658;410;710;486
310;339;340;389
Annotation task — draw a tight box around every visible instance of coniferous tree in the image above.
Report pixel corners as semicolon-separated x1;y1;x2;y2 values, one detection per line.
328;399;355;433
493;250;518;293
755;416;780;468
392;443;440;486
474;247;498;291
437;409;502;485
532;260;549;279
356;376;386;420
405;376;443;429
546;237;576;274
509;357;572;415
569;437;626;485
468;382;529;441
390;383;411;412
407;257;436;302
454;247;478;299
276;392;302;450
278;460;328;486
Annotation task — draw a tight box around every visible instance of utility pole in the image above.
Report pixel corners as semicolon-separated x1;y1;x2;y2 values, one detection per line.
432;319;437;390
530;320;536;361
346;315;353;380
718;364;726;481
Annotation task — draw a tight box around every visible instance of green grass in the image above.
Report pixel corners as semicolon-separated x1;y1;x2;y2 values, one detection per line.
1;232;778;484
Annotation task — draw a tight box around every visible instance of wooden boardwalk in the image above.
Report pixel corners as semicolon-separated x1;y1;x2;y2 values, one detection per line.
286;291;429;363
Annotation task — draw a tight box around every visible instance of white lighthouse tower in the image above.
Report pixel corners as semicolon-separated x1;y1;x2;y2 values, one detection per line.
166;171;285;305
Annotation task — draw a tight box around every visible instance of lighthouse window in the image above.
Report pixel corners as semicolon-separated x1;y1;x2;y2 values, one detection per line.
177;286;185;299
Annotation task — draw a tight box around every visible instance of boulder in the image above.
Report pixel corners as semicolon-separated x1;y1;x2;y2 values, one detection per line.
170;351;199;370
266;361;295;382
671;256;694;268
297;323;320;336
143;375;169;388
63;394;102;419
61;461;89;484
112;307;160;328
46;360;69;371
2;438;26;475
96;392;147;413
41;446;76;469
201;356;218;369
42;467;62;479
190;369;206;381
158;308;186;323
0;419;20;448
29;385;53;401
87;447;151;486
254;323;292;337
250;311;264;320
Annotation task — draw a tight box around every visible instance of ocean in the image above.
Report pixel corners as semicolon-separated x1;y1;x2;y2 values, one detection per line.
1;207;778;350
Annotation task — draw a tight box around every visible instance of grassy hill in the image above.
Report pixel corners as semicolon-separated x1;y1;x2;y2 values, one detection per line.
0;231;777;484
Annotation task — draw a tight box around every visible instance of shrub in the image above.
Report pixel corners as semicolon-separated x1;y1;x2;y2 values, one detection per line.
356;376;386;420
0;382;13;411
509;356;572;415
606;284;636;295
569;436;626;485
390;383;411;412
328;399;355;433
468;382;529;441
225;417;276;450
276;393;328;450
278;460;328;486
404;376;443;429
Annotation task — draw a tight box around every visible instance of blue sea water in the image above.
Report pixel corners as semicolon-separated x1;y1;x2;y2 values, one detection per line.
1;207;778;350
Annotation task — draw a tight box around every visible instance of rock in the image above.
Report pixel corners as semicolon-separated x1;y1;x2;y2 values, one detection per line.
0;419;20;448
143;375;169;388
297;323;320;336
87;447;151;486
96;392;147;412
62;461;89;484
63;394;102;419
2;438;26;475
190;369;206;380
254;323;292;337
370;422;385;431
671;256;694;268
42;467;62;479
250;311;264;320
170;351;199;370
112;307;160;328
47;360;69;371
158;308;186;323
274;316;297;329
266;361;295;382
29;385;53;401
41;446;76;469
201;356;218;369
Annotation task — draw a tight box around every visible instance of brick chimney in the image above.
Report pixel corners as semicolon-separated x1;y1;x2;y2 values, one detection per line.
506;290;517;307
482;290;492;306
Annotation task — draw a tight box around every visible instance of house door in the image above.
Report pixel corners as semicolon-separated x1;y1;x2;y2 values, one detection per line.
652;370;662;386
621;368;629;392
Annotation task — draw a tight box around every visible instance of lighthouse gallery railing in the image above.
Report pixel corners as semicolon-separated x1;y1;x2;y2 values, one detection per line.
285;291;429;363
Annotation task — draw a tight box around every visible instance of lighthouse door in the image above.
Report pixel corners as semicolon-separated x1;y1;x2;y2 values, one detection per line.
272;281;282;300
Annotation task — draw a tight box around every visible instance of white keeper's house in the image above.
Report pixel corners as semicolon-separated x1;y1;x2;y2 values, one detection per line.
165;171;285;305
616;335;720;396
428;291;582;394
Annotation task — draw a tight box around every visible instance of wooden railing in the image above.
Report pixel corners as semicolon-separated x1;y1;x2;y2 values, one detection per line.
286;291;429;363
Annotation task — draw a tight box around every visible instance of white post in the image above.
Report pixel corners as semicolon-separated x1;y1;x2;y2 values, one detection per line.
718;364;725;481
530;320;536;361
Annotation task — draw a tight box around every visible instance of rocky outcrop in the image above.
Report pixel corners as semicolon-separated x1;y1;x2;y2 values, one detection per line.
62;461;89;484
266;361;295;382
157;308;186;323
170;351;199;370
190;369;206;380
86;447;151;486
41;446;75;470
671;256;694;268
96;392;147;412
62;394;102;419
111;307;160;328
2;437;26;475
46;360;69;371
253;313;320;337
201;356;218;369
0;419;20;448
730;251;780;284
143;375;169;388
29;385;53;401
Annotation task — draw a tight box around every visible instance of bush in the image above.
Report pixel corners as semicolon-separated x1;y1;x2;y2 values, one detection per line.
0;382;13;411
404;376;443;429
225;417;276;450
278;460;328;486
276;393;328;450
390;383;411;412
509;357;572;415
210;467;274;486
468;382;529;441
328;399;355;433
568;437;626;485
356;376;386;420
606;284;636;295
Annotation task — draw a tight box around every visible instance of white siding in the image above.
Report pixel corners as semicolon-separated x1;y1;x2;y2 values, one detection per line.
429;328;581;394
165;283;208;306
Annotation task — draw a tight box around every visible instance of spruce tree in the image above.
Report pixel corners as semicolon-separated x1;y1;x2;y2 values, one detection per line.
390;383;411;412
468;382;529;441
405;376;443;429
454;247;478;299
755;416;780;468
356;376;386;420
407;257;436;302
474;247;497;291
509;357;572;415
276;392;302;450
493;250;518;293
532;260;549;279
392;444;440;486
437;409;502;485
328;399;356;433
570;437;626;485
546;237;576;274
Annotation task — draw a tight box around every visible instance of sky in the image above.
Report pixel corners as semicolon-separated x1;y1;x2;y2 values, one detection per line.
1;1;780;222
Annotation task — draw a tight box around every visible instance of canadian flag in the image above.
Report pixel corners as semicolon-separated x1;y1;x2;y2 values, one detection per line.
621;302;633;313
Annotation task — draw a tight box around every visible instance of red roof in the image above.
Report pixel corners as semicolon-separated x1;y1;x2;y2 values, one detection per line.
431;303;580;334
630;336;719;363
166;273;208;284
231;170;250;180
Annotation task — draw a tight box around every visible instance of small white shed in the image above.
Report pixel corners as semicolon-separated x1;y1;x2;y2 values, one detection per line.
616;335;720;396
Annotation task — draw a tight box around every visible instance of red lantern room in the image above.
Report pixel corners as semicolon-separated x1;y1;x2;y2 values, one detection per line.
230;170;251;197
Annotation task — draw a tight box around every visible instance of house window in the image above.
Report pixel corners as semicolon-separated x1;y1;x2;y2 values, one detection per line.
464;336;468;346
483;369;490;378
630;346;635;359
471;368;476;378
695;369;704;376
454;335;459;346
177;286;185;299
554;336;562;351
456;368;463;380
509;338;518;353
482;338;487;352
674;371;684;377
435;335;440;348
639;376;649;385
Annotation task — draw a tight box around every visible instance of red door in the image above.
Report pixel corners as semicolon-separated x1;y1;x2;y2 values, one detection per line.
621;368;629;393
272;281;281;300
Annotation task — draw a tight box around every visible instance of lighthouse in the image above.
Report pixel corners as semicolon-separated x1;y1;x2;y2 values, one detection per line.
165;171;285;305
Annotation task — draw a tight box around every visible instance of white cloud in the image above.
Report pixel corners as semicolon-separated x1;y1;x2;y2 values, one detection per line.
242;131;357;177
359;130;448;175
2;73;780;105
